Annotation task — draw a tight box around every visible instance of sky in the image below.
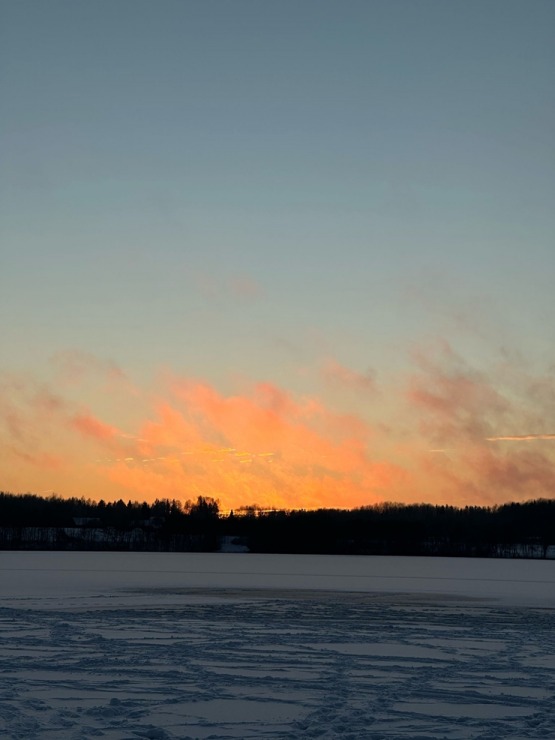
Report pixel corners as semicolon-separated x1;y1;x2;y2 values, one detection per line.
1;0;554;511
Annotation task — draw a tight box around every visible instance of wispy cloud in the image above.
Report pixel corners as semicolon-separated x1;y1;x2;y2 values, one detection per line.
406;340;555;503
322;359;377;394
228;275;262;300
0;371;131;495
50;349;129;386
193;271;263;303
407;341;510;444
487;433;555;441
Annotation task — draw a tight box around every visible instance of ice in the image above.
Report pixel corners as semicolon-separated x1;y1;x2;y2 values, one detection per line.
1;552;554;738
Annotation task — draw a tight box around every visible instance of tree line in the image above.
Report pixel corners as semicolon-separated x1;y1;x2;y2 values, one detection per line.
0;491;553;557
0;493;221;551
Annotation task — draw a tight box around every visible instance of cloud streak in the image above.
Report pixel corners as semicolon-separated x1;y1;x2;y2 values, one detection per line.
486;434;555;441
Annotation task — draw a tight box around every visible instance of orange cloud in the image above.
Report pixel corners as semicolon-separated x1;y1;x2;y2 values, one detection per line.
3;344;555;509
71;412;119;441
8;447;64;471
0;372;131;498
105;377;404;510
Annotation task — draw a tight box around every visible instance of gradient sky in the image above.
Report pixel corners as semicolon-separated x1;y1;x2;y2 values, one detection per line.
2;0;554;510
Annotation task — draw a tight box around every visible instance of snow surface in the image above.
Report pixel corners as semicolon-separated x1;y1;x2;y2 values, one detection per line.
1;552;554;739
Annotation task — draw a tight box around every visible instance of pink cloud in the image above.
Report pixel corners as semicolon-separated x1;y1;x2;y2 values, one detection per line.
228;275;262;300
322;359;377;394
71;412;119;441
51;349;129;386
407;341;510;444
405;340;555;504
193;271;263;303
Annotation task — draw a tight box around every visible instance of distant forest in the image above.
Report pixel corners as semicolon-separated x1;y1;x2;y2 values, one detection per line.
1;492;554;558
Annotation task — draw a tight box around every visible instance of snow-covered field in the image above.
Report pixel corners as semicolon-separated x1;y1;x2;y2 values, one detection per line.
1;552;554;739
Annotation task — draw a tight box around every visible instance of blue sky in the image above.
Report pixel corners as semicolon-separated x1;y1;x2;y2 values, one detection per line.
1;1;554;508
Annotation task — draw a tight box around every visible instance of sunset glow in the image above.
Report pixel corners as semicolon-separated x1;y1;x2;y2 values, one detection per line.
2;2;554;510
2;339;554;510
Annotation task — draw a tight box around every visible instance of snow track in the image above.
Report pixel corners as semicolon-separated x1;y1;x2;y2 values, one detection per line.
1;553;554;739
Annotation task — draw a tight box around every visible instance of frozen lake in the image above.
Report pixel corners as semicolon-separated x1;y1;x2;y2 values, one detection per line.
1;552;554;738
